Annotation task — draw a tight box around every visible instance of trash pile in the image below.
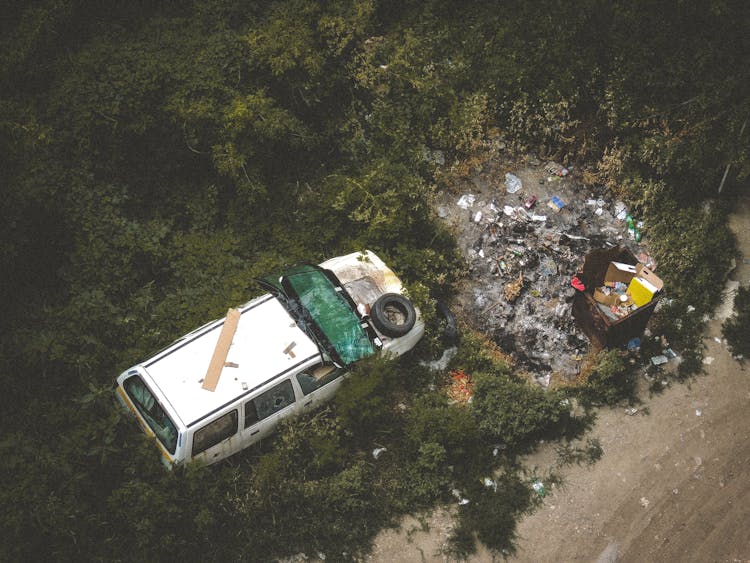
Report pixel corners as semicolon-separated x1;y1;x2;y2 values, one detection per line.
438;159;657;386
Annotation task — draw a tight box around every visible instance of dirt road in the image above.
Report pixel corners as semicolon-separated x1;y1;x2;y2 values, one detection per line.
369;198;750;562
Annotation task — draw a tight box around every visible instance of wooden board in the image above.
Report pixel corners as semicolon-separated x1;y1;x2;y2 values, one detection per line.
202;308;241;392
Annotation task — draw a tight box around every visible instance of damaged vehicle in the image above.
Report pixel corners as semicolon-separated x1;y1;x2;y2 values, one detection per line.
115;250;423;467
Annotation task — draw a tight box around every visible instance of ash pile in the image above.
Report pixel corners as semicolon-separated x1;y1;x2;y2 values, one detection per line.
438;161;655;386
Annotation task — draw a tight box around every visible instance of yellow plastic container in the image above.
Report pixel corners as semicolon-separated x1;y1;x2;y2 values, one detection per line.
628;277;659;308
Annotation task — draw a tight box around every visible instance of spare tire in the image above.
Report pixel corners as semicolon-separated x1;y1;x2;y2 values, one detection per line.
371;293;417;338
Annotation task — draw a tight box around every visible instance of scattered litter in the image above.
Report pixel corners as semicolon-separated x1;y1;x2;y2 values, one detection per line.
547;196;566;212
372;447;387;460
627;337;641;350
532;481;546;497
686;305;696;313
672;488;679;495
571;276;586;291
483;477;498;491
443;157;667;384
452;489;470;505
703;356;715;365
457;194;476;209
447;368;474;404
420;346;458;371
713;336;722;344
663;348;677;359
695;409;702;417
650;355;668;366
640;497;650;508
473;210;483;223
504;272;524;302
625;407;639;416
504;172;522;193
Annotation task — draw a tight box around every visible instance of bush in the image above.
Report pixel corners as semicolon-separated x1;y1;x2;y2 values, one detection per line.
449;472;535;557
403;393;480;467
576;349;635;406
334;355;400;444
472;374;570;451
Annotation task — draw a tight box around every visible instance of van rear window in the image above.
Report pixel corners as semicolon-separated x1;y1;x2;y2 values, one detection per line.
123;375;178;454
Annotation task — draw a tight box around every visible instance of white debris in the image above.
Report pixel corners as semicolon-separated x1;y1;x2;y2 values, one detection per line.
474;210;483;223
372;447;387;459
457;194;476;209
650;355;668;366
504;172;522;193
703;356;715;365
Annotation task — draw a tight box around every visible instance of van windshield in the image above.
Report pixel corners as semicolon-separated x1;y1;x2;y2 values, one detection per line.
124;375;178;454
282;266;374;365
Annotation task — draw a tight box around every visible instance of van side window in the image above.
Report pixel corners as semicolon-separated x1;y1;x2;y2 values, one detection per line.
244;379;295;429
295;364;342;396
192;410;238;456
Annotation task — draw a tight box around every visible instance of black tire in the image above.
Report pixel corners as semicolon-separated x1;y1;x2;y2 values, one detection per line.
371;293;417;338
436;301;459;344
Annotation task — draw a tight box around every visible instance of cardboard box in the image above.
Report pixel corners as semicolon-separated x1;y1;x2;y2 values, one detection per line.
602;261;663;307
593;287;619;306
573;246;665;349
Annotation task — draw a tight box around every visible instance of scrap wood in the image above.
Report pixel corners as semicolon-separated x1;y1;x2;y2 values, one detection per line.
202;308;241;391
504;272;524;302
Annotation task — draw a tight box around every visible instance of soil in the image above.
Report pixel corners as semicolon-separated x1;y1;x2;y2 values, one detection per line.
367;194;750;562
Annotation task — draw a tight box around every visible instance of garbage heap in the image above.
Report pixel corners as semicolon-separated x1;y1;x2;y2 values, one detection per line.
438;161;657;386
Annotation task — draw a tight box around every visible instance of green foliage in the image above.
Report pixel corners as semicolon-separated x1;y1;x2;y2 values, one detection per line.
448;328;514;378
576;350;635;407
449;472;536;558
334;355;399;443
2;0;747;559
472;374;570;451
403;393;479;467
723;286;750;361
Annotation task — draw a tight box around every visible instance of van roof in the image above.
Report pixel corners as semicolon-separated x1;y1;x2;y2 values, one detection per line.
142;295;320;428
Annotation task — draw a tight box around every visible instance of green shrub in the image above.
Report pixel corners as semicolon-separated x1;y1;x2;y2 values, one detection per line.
472;374;570;451
403;393;480;467
576;349;635;406
334;355;400;443
449;472;535;557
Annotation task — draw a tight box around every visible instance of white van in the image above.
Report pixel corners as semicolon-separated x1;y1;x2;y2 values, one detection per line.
115;250;424;467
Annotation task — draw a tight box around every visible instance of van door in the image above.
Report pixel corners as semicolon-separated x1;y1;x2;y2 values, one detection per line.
190;409;240;465
241;378;297;446
294;362;346;414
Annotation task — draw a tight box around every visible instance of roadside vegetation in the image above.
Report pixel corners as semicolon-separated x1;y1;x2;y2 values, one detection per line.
1;1;748;560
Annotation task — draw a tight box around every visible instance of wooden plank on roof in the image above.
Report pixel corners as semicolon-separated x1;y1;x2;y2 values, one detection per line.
202;308;241;392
